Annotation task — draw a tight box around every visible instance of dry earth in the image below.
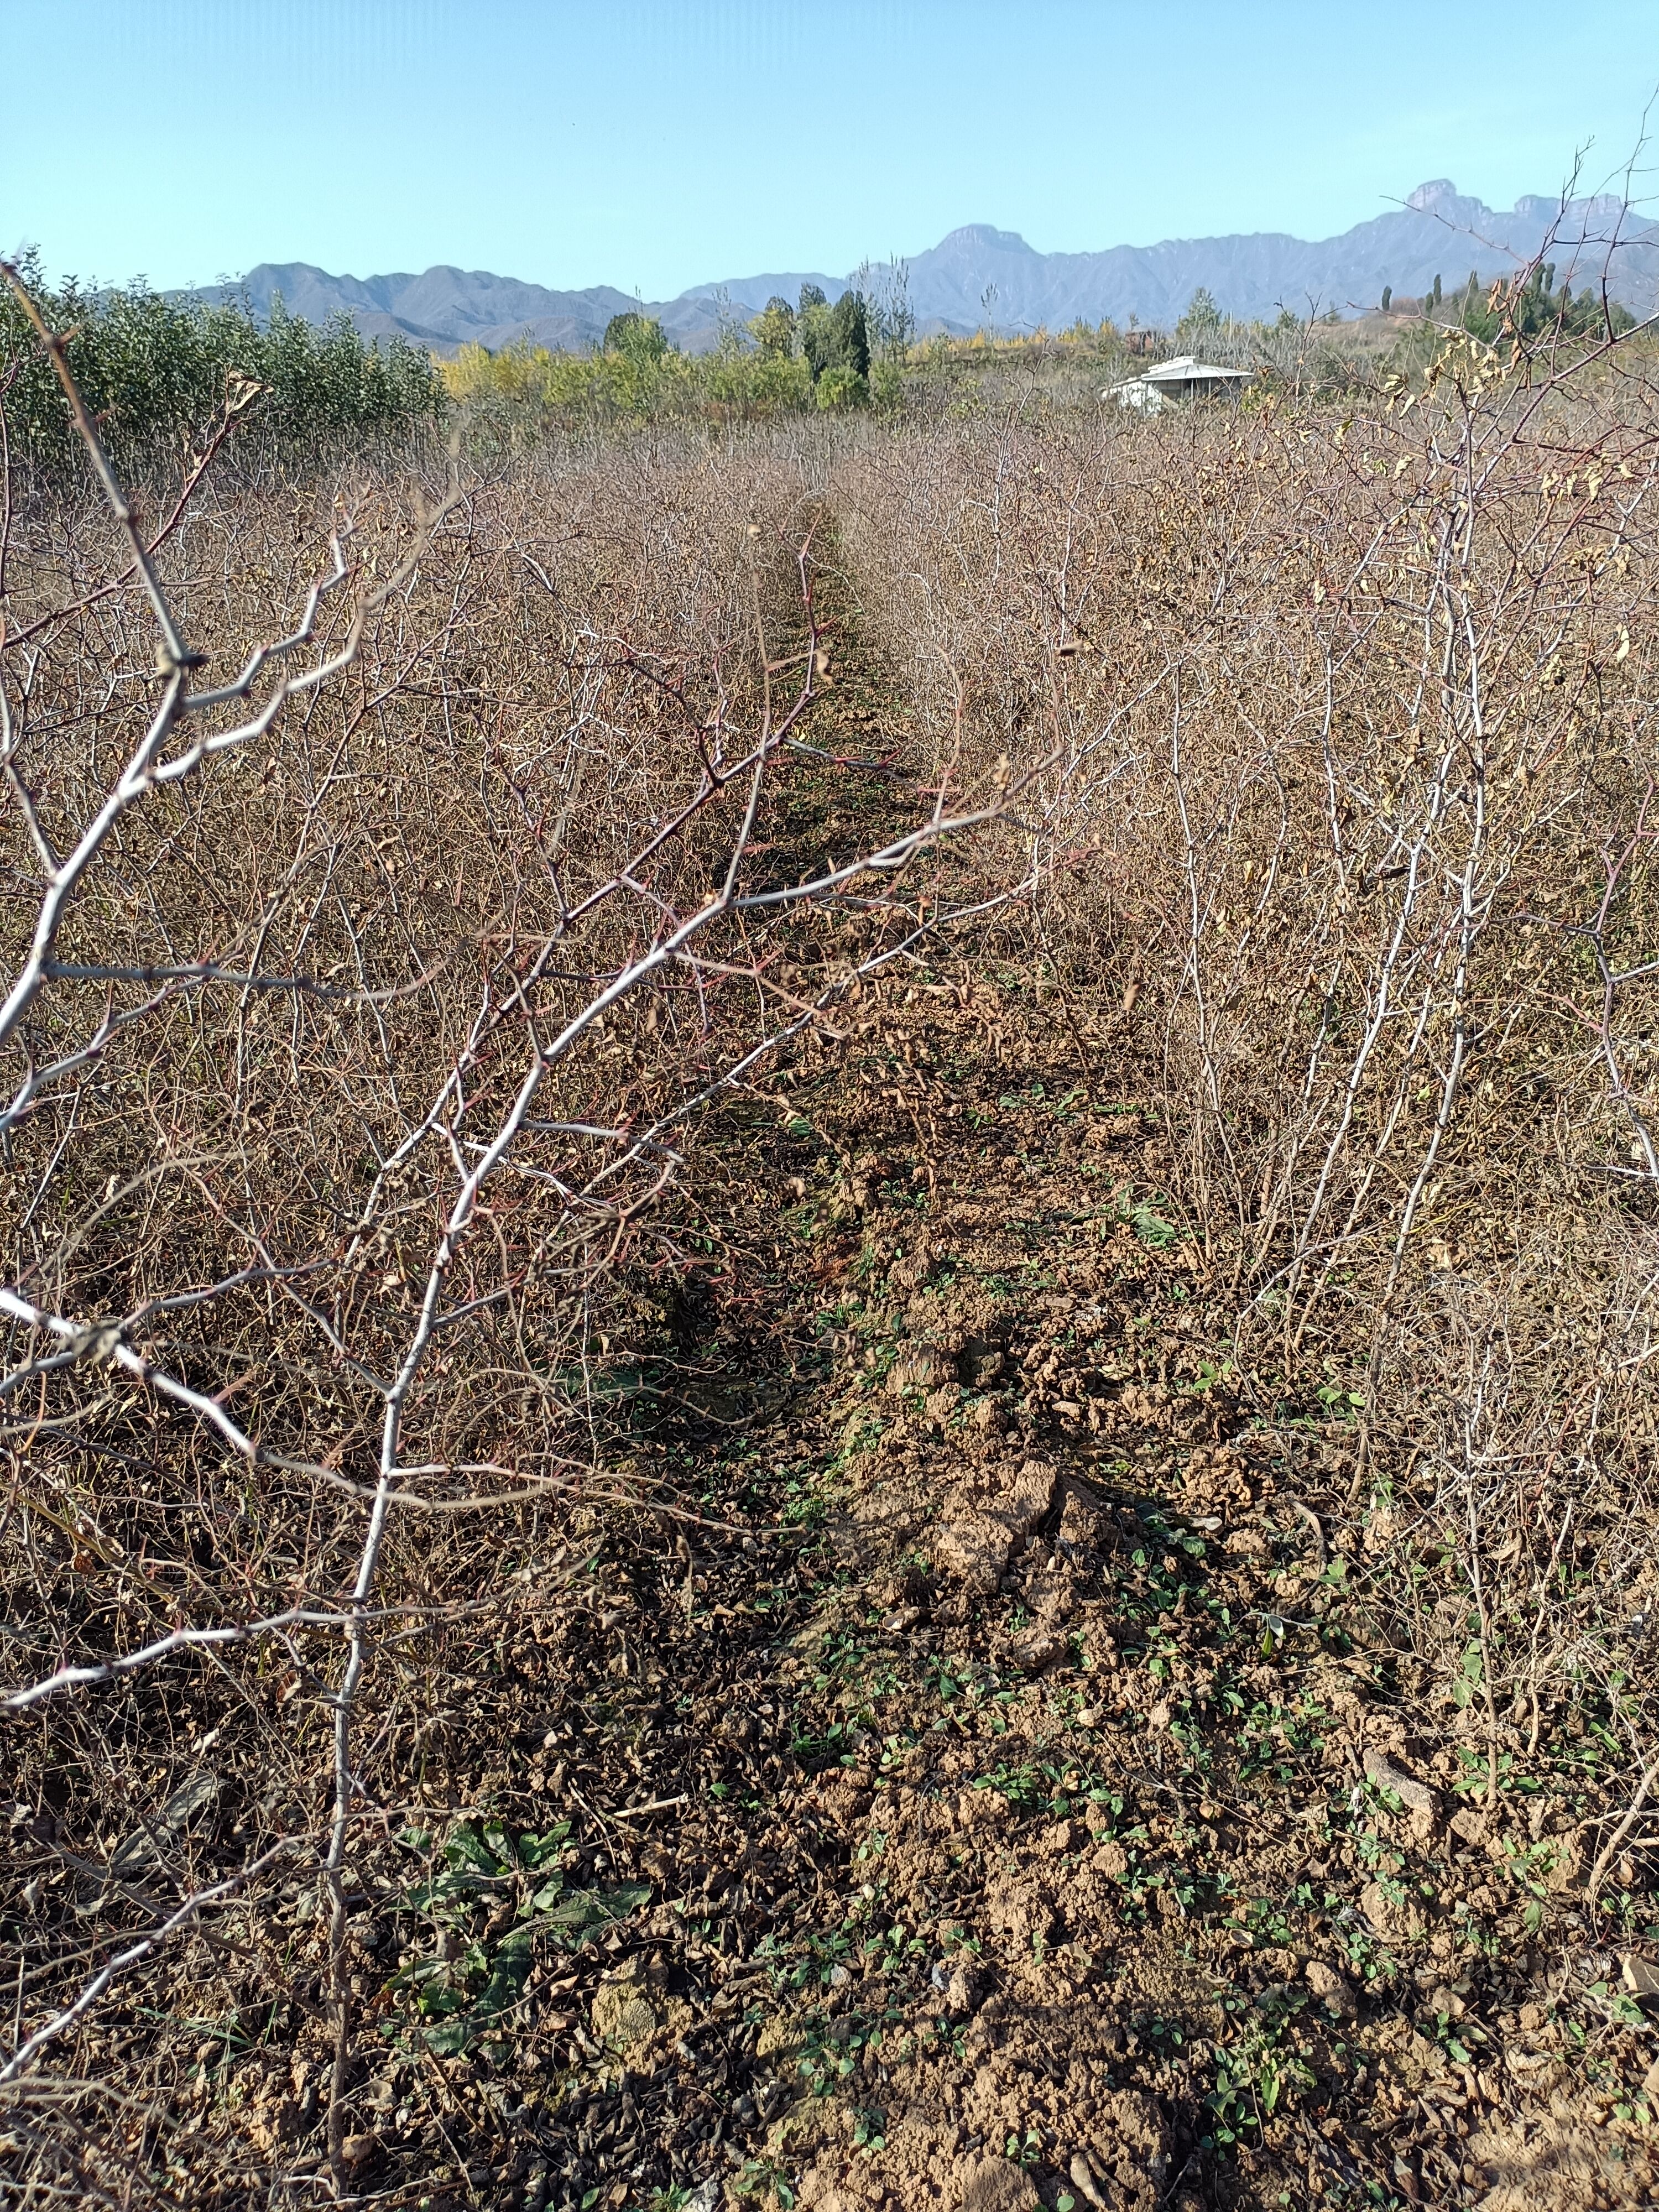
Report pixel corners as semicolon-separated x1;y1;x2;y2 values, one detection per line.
162;966;1659;2212
12;520;1659;2212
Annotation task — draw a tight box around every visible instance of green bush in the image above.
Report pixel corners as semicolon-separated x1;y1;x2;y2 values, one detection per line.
815;363;867;410
1457;262;1634;346
737;350;815;415
602;311;670;363
445;333;817;429
800;294;834;382
442;276;887;436
797;288;870;385
869;358;904;410
751;297;796;357
1;251;444;477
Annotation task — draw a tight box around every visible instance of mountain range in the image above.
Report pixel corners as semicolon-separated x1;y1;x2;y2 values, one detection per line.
195;182;1659;354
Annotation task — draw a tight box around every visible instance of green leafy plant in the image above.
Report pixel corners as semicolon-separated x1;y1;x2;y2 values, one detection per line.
1;249;441;476
390;1820;648;2054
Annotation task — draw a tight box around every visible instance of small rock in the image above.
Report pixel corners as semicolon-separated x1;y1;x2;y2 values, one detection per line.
1073;1705;1103;1730
1360;1877;1426;1941
1364;1750;1438;1819
1622;1954;1659;2000
926;1384;963;1425
1070;2091;1172;2211
1059;1485;1108;1544
1003;1458;1057;1536
883;1605;922;1632
1305;1959;1359;2019
1146;1700;1171;1730
1068;2150;1110;2211
592;1961;656;2049
1011;1627;1063;1674
945;1964;979;2015
935;1516;1015;1594
1543;1833;1584;1893
756;2013;802;2061
959;2159;1041;2212
890;1346;956;1395
1449;1807;1488;1845
1042;1818;1083;1856
340;2132;377;2167
1090;1840;1129;1880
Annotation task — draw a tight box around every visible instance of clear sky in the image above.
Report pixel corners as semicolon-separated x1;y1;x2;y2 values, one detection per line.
6;1;1657;296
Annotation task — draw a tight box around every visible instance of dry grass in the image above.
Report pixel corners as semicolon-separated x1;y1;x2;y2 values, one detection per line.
837;342;1659;1741
6;311;1659;2210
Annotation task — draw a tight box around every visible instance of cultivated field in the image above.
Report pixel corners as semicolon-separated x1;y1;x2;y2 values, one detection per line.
4;300;1659;2211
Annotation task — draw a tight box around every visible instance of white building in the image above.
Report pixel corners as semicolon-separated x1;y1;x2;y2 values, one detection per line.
1105;354;1254;412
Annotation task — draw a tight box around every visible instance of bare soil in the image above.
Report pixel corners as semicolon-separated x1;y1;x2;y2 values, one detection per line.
66;642;1655;2212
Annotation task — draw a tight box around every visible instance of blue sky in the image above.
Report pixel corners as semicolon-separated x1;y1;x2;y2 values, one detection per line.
6;1;1657;295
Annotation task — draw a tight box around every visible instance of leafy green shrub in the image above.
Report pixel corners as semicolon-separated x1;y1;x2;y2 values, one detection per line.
0;251;443;476
602;310;670;362
1458;260;1634;345
440;272;882;435
870;358;905;409
799;287;870;385
710;347;814;415
447;328;818;428
752;296;797;357
800;293;835;382
815;363;868;410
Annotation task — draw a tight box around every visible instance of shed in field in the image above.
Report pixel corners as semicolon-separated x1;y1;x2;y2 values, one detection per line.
1105;353;1254;412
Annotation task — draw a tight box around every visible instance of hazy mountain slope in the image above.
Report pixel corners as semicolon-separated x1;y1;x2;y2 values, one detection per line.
902;185;1656;330
195;263;644;352
190;182;1658;352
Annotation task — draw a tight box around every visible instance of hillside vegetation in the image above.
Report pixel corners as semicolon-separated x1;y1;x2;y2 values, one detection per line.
0;253;442;476
3;263;1659;2212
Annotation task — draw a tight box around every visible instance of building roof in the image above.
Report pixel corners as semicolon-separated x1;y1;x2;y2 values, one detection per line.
1103;354;1256;406
1138;353;1254;384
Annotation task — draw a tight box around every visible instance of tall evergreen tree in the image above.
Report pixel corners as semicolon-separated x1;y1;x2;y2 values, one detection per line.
828;291;870;379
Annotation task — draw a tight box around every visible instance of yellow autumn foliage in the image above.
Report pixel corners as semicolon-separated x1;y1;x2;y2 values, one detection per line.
439;338;817;423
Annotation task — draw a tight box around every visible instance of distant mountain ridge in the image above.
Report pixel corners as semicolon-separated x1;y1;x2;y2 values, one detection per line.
195;182;1659;354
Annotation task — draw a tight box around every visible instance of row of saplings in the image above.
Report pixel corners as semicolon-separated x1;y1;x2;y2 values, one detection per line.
602;283;875;408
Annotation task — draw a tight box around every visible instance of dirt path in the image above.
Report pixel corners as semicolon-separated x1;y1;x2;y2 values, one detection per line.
293;967;1657;2212
169;535;1659;2212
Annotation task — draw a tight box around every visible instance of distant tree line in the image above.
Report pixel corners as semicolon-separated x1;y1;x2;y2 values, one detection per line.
607;283;877;401
1;252;444;478
1458;261;1635;344
446;277;904;429
1373;260;1635;343
3;253;918;464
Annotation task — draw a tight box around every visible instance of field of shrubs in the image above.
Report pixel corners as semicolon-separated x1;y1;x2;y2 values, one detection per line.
4;258;1659;2210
